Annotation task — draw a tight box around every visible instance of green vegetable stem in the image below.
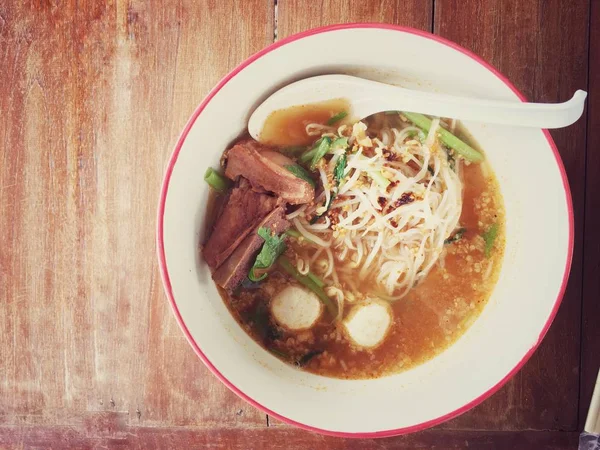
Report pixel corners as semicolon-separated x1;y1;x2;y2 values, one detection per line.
402;111;484;163
203;167;231;193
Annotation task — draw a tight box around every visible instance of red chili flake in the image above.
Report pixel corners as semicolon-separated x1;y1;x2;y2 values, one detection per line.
394;192;415;208
377;197;387;207
386;180;399;193
383;149;398;161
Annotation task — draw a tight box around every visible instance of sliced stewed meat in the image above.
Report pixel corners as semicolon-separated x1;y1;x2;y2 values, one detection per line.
203;179;279;270
225;139;314;205
213;206;290;290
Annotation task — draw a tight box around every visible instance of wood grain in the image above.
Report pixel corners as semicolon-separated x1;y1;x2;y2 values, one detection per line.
0;423;581;450
0;0;597;447
434;0;589;431
580;0;600;429
277;0;433;38
0;0;272;430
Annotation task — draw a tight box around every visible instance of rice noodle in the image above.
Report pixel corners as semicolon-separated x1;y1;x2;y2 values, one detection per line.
286;204;307;220
296;257;310;275
293;118;463;304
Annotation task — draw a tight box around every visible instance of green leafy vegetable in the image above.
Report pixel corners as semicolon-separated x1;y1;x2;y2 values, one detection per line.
301;137;343;167
248;228;287;282
278;256;337;318
326;111;348;126
402;111;484;163
203;167;231;193
310;136;332;170
334;154;347;184
368;170;391;189
331;137;349;151
284;165;316;188
306;272;325;288
482;223;498;258
445;227;466;244
299;138;323;163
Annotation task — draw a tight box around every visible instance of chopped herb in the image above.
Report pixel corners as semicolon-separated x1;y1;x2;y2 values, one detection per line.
326;111;348;126
203;167;231;193
295;349;324;367
482;223;498;258
334;154;347;183
285;164;316;188
299;138;323;163
248;228;287;282
331;137;349;151
445;227;466;244
310;136;332;170
368;170;391;189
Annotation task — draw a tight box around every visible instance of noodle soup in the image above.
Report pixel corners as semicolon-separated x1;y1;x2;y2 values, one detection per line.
202;104;504;379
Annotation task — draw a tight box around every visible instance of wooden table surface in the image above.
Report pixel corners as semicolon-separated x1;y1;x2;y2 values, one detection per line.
1;1;598;449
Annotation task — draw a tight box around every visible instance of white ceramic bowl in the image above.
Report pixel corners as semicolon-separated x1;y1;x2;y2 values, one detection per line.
157;24;573;437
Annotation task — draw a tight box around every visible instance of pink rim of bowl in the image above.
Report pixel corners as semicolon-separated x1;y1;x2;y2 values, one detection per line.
156;23;574;438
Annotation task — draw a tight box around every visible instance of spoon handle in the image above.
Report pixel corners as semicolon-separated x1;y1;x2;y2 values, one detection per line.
362;82;587;129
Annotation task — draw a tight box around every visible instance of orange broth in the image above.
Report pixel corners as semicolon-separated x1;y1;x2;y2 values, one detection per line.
212;104;504;379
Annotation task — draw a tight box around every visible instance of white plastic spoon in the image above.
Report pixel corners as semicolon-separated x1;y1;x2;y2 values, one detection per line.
248;74;587;141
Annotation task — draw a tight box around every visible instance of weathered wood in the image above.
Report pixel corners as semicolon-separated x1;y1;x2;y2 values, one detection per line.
0;0;595;446
434;0;589;431
580;0;600;430
0;424;581;450
277;0;434;37
0;0;272;429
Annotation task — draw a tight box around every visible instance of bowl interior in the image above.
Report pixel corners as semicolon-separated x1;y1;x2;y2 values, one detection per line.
159;26;571;436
